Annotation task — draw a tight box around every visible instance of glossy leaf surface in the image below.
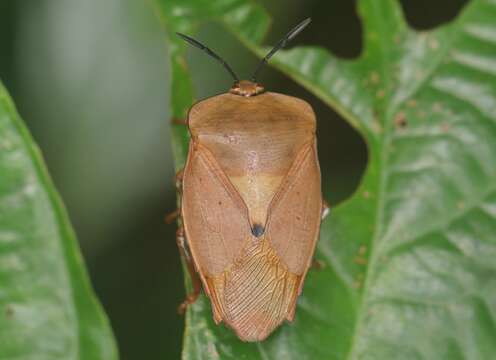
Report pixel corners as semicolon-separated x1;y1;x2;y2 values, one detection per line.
0;82;117;359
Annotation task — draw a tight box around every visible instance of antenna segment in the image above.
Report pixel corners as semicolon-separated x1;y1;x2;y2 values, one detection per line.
251;18;311;82
176;32;239;83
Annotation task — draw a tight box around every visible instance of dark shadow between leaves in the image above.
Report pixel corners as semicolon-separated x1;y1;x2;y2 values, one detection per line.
399;0;469;30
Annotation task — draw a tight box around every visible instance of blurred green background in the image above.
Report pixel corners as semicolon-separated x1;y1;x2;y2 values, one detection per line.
0;0;467;358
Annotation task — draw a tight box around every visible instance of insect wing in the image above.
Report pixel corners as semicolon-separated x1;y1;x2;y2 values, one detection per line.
182;144;250;277
267;142;322;276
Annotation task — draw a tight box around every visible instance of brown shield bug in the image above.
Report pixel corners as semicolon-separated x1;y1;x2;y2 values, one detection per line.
171;18;329;342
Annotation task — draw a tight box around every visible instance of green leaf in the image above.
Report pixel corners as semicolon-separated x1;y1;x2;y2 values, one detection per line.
0;82;117;359
155;0;496;358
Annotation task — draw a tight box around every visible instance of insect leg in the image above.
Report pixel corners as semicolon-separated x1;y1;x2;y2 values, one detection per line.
171;117;187;126
311;201;331;272
164;169;185;224
174;168;184;194
164;208;180;224
321;200;330;220
311;258;326;270
176;226;202;314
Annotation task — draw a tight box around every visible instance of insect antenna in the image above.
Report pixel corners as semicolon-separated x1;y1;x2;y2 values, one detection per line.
251;18;311;82
176;32;239;83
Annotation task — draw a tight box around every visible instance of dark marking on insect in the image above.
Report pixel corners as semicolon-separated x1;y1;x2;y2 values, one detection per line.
251;223;265;238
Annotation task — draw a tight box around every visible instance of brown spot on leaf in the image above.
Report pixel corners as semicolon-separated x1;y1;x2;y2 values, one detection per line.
429;38;439;50
352;281;362;289
354;256;367;266
5;305;14;318
432;102;443;112
372;118;383;134
407;99;417;108
370;71;380;85
441;122;450;132
394;112;408;129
